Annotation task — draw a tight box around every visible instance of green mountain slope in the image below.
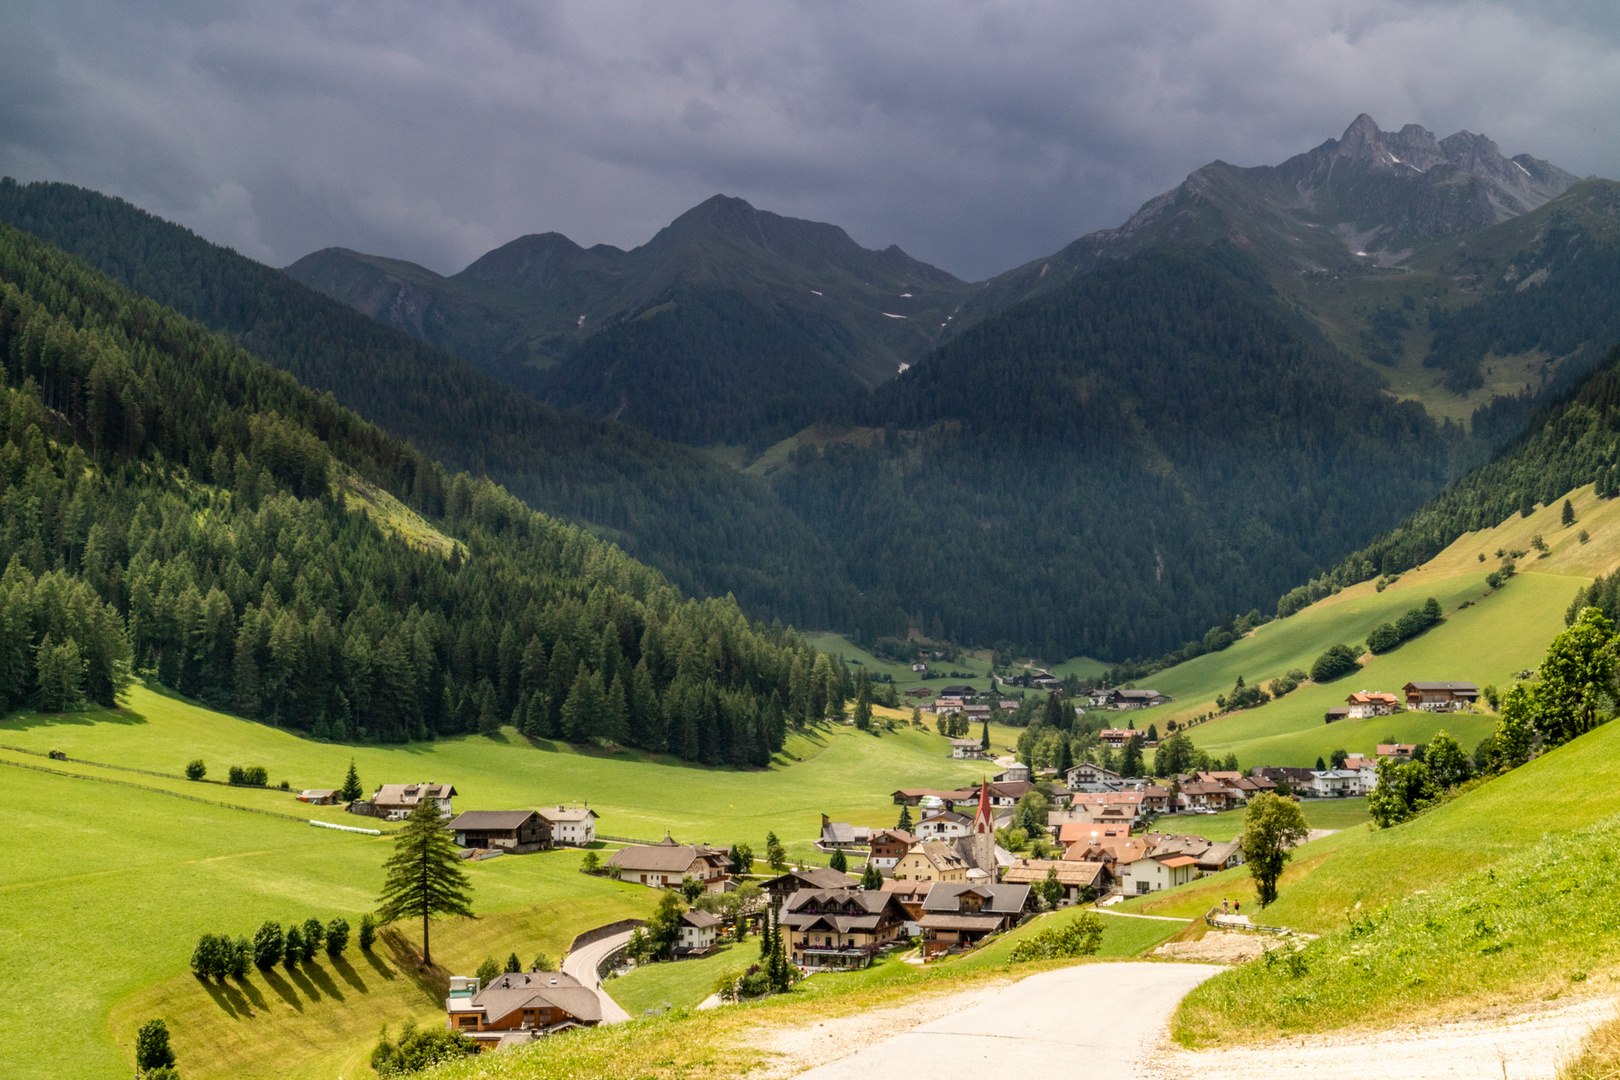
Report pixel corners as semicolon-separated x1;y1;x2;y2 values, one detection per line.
0;177;862;629
287;194;973;448
763;249;1457;660
0;217;831;765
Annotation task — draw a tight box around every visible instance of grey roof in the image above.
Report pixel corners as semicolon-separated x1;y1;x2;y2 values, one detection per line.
1406;681;1479;692
782;888;907;933
680;910;724;929
1113;689;1164;700
765;867;857;891
448;810;540;831
820;821;870;844
921;882;1030;915
446;971;601;1025
606;839;725;874
537;806;598;822
373;782;457;805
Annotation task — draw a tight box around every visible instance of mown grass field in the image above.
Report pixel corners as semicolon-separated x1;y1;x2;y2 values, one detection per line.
606;942;760;1016
1164;799;1373;843
0;683;1022;1079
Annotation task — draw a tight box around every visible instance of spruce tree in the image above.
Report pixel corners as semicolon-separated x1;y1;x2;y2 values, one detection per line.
828;848;848;873
376;800;475;967
339;759;363;802
860;861;882;889
896;804;914;831
1563;499;1576;527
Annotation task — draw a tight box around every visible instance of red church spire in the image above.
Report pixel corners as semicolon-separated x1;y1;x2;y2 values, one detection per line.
974;779;994;834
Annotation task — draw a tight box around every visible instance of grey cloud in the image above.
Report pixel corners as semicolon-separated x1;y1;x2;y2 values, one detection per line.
2;0;1618;279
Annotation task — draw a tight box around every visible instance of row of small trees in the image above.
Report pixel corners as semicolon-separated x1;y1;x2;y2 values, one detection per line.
190;915;375;979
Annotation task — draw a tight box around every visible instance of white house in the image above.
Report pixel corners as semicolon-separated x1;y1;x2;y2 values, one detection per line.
1309;769;1363;797
1121;852;1201;894
1345;691;1400;719
370;782;457;821
949;737;985;759
676;910;723;955
916;809;973;841
538;806;598;846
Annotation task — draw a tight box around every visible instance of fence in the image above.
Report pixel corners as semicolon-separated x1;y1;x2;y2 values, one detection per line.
568;919;647;955
1204;907;1290;935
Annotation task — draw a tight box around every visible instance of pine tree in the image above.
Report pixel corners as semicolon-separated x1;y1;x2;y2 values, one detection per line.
853;668;872;731
561;668;605;743
828;848;848;873
340;759;363;802
1563;499;1576;527
860;861;882;889
896;804;913;831
376;800;474;967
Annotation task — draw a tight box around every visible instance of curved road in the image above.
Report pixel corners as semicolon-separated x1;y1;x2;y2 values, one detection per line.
561;930;635;1024
793;962;1221;1079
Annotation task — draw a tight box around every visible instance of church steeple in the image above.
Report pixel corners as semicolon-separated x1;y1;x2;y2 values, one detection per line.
973;779;994;835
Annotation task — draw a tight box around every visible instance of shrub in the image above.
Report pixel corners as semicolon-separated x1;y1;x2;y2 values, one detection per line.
1010;912;1104;961
190;933;228;979
252;921;284;969
135;1019;175;1072
184;760;205;781
1309;644;1360;683
580;850;601;874
283;927;306;968
325;919;350;957
475;956;501;987
358;913;377;951
227;765;268;786
530;952;553;972
228;936;250;979
371;1019;475;1077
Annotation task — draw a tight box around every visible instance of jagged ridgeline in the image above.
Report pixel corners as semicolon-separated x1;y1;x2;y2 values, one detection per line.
0;221;836;764
1279;342;1620;614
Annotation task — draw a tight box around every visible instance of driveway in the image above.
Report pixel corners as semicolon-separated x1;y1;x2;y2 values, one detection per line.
791;962;1221;1079
561;930;635;1024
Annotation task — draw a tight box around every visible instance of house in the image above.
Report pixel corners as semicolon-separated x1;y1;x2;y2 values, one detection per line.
1086;687;1114;707
1032;676;1063;691
915;809;974;841
1252;766;1316;790
1309;769;1363;797
939;685;976;700
962;703;993;721
911;661;930;672
1112;689;1168;710
1225;777;1275;803
880;878;934;935
994;763;1032;784
371;782;457;821
817;815;873;851
998;699;1019;713
604;837;730;892
1404;681;1480;712
949;737;986;759
1178;782;1234;811
999;858;1107;902
1056;820;1135;848
918;883;1032;956
762;866;857;902
445;971;600;1049
1122;851;1200;894
904;686;934;698
1139;785;1173;813
866;828;917;871
1064;761;1123;790
536;806;597;846
985;781;1034;808
1117;834;1243;894
1377;743;1418;761
448;810;552;853
1325;706;1350;723
677;910;724;956
1098;728;1139;749
1346;691;1401;719
892;840;970;882
297;789;339;805
781;888;910;969
891;788;973;808
933;700;965;716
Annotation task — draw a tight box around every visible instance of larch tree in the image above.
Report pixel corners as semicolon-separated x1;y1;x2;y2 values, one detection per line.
377;800;474;967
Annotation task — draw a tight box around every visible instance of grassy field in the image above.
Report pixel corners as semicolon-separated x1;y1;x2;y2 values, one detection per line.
1135;484;1620;769
0;682;1029;1079
1161;799;1373;843
606;943;761;1016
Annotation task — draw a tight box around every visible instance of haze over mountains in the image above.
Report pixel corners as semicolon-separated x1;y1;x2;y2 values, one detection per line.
9;114;1620;664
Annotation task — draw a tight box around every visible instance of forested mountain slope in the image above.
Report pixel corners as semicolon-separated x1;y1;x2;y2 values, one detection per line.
0;219;836;765
288;194;972;448
0;178;862;629
765;248;1458;660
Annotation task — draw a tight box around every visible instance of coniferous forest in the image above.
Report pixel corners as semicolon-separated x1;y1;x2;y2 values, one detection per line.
0;220;847;764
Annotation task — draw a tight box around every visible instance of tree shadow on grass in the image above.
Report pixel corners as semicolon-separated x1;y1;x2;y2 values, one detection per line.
302;958;345;1002
260;968;305;1012
197;974;249;1018
380;927;450;1004
0;703;148;731
284;962;323;1002
234;973;269;1014
331;952;369;993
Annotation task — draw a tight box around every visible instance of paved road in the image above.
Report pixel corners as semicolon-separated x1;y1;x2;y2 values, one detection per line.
561;930;634;1024
794;962;1221;1079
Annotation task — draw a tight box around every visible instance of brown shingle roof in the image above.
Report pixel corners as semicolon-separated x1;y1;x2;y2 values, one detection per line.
446;971;601;1025
448;810;540;831
606;840;724;874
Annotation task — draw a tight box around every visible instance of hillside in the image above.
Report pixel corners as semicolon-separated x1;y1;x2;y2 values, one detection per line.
0;216;831;765
765;248;1458;660
287;195;974;449
0;178;864;630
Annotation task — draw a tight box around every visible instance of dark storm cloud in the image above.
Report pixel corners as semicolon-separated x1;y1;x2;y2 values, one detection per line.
3;1;1619;279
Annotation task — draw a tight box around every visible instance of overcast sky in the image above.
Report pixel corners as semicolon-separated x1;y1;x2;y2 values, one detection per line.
3;1;1618;281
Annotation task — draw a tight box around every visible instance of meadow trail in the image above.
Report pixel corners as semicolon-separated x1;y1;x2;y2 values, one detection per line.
1150;995;1616;1079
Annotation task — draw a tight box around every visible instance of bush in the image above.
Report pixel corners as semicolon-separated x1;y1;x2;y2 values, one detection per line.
252;921;284;969
227;765;268;786
228;936;250;978
475;956;501;987
325;918;350;957
359;913;377;951
191;933;229;980
283;927;305;968
184;760;206;781
1309;644;1361;683
371;1018;475;1077
301;918;325;955
580;850;601;874
529;952;553;972
1009;912;1104;961
135;1019;176;1072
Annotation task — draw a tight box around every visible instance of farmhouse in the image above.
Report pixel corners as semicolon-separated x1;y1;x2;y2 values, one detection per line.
677;910;724;956
370;782;457;821
890;788;974;807
1325;706;1350;723
781;888;910;969
1086;687;1114;706
1377;743;1418;761
1345;691;1400;719
297;789;339;805
904;686;933;698
818;815;873;850
1000;858;1107;902
918;882;1032;957
880;878;934;934
915;809;973;841
537;806;597;846
447;810;552;853
1064;761;1123;790
1112;689;1168;710
962;703;992;722
1403;681;1479;712
605;837;730;892
762;866;857;901
445;971;601;1049
994;763;1032;784
939;685;976;700
948;737;986;759
1098;729;1138;749
866;828;917;870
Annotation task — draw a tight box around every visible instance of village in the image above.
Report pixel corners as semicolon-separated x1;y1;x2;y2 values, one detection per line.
288;675;1482;1054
